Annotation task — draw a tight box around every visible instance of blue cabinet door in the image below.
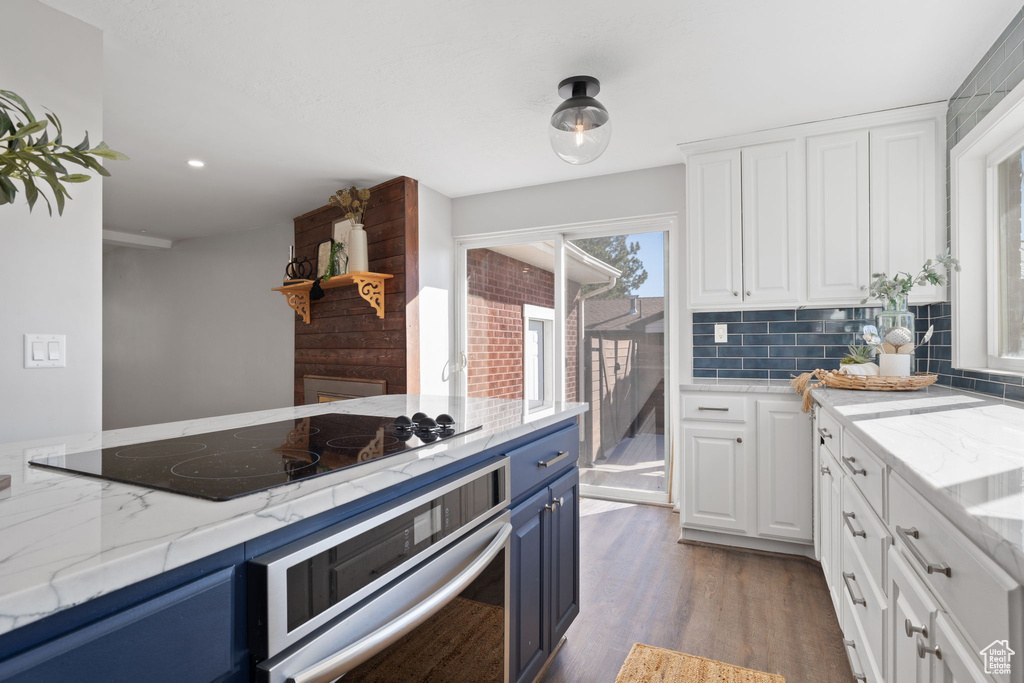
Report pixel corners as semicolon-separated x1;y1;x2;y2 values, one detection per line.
510;487;551;683
0;568;242;683
549;468;580;645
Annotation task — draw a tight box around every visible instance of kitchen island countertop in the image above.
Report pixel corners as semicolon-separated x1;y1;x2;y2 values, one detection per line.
0;395;586;636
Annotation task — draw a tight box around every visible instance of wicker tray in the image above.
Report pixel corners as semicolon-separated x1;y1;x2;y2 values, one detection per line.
817;370;938;391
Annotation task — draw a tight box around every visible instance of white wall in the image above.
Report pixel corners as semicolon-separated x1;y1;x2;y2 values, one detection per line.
452;164;686;236
102;224;295;429
417;184;454;396
0;0;104;443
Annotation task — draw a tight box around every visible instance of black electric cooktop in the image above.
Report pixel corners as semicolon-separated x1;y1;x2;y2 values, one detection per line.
28;413;481;501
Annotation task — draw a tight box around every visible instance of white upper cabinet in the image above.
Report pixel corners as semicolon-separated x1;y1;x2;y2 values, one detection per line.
680;103;946;311
806;130;871;304
869;120;944;304
687;149;743;306
741;141;802;306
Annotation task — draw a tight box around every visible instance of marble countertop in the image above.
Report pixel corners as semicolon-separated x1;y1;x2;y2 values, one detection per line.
0;395;586;636
812;385;1024;583
681;379;797;394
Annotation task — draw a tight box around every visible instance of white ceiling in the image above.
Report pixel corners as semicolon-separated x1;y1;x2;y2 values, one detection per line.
42;0;1022;240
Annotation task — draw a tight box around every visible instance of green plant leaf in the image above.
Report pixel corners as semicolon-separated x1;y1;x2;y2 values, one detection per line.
87;146;129;161
79;154;111;177
62;174;91;183
8;119;47;140
73;131;90;151
22;173;38;211
39;173;66;215
0;174;16;203
0;90;34;121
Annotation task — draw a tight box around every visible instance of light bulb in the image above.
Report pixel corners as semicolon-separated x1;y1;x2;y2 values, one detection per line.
549;76;611;165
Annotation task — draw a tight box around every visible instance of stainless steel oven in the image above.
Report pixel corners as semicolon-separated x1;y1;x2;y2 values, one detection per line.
250;458;510;683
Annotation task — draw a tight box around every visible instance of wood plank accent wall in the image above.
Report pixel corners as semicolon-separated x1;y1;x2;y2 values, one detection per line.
292;176;419;404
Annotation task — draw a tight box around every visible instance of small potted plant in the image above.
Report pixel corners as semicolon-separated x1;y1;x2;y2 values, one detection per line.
839;344;880;376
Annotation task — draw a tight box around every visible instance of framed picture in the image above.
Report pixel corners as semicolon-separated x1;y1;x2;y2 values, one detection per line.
315;239;334;279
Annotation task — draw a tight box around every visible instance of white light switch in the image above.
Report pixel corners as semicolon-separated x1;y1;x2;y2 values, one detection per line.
714;324;729;343
24;334;65;368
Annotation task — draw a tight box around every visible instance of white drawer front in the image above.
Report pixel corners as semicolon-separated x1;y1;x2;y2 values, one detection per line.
841;477;890;593
817;406;842;460
682;395;747;423
890;472;1022;667
843;593;883;683
842;527;887;681
841;432;886;518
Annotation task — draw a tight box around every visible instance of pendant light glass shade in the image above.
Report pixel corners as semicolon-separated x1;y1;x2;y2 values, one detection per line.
549;76;611;165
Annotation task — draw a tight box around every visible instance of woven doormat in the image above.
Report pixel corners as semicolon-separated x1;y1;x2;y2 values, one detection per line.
615;644;785;683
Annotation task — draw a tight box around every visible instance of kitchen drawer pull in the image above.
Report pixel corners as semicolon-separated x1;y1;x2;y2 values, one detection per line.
537;450;571;468
905;618;928;639
843;639;868;682
917;638;942;660
697;406;729;412
817;427;833;440
842;572;867;606
895;526;952;577
820;465;831;476
842;511;867;538
843;455;867;476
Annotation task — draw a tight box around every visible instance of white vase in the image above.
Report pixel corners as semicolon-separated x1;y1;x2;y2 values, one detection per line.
878;353;912;377
347;223;368;272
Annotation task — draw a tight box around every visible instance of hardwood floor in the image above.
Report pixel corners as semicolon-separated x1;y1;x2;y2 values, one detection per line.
541;499;853;683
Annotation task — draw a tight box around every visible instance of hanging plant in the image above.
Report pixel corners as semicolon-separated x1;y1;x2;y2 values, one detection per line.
0;89;128;216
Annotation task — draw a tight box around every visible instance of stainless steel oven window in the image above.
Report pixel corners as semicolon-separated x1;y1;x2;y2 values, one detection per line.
251;458;510;659
257;510;511;683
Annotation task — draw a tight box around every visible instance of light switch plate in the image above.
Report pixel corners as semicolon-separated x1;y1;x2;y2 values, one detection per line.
714;324;729;343
24;334;65;368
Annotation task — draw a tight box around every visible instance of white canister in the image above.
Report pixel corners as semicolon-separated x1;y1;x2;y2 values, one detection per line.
347;223;369;272
878;353;912;377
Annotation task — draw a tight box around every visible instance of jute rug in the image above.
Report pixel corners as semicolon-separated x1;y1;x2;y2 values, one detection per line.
615;643;786;683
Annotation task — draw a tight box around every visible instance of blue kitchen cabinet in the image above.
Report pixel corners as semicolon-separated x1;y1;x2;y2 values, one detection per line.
509;463;580;683
0;567;244;683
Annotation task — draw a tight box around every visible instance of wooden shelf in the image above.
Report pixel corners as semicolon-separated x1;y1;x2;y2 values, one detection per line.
272;271;394;323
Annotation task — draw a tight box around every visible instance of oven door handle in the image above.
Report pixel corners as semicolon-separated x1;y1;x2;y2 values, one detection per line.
286;521;512;683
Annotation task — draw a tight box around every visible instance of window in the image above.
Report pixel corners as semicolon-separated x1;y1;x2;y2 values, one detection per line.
951;79;1024;376
995;149;1024;372
523;305;554;414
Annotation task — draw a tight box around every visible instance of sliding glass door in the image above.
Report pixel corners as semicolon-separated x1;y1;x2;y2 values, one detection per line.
457;224;672;505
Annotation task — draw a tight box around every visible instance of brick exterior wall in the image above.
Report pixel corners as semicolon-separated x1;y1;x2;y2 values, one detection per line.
466;248;579;402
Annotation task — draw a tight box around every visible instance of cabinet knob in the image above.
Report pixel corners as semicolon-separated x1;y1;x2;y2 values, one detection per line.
732;291;739;297
917;638;942;661
860;285;868;291
736;437;743;443
745;291;752;297
905;619;928;639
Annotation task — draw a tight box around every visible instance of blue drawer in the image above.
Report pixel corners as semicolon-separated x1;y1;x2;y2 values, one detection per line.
508;425;579;500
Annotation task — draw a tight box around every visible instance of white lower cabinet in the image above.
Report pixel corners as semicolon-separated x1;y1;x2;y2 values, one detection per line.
756;400;812;540
682;424;748;532
682;392;811;549
814;403;1021;683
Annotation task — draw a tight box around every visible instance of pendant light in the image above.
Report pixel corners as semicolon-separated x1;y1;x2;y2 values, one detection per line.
549;75;611;165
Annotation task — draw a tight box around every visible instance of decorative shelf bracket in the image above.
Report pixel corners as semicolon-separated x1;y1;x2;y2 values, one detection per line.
352;275;385;319
277;289;312;324
272;271;393;324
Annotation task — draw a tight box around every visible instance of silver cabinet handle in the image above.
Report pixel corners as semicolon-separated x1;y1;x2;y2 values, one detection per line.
842;572;867;606
843;455;867;476
895;526;952;577
905;618;928;639
817;427;833;440
537;450;572;468
917;638;942;660
745;290;752;296
860;285;868;291
843;640;868;682
286;522;512;683
843;511;867;538
697;406;729;412
736;437;743;443
544;497;565;513
820;465;831;476
732;291;739;297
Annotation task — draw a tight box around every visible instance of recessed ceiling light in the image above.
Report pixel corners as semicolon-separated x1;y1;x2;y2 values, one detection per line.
140;229;147;233
187;160;205;168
